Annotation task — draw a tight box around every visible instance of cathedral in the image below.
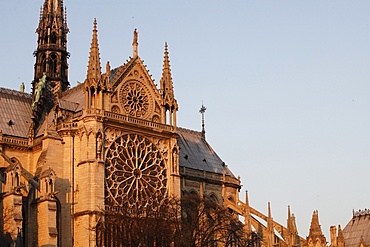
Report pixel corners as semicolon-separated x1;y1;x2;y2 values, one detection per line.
0;1;368;247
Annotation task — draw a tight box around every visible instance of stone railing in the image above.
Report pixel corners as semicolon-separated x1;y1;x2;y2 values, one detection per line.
59;109;174;132
0;135;29;147
180;167;240;185
103;111;174;132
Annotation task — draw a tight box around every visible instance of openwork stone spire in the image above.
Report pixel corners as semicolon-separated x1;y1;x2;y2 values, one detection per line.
34;0;69;97
86;18;101;81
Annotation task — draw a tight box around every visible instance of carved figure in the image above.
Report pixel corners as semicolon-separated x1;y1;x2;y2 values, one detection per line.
32;73;47;109
96;133;103;158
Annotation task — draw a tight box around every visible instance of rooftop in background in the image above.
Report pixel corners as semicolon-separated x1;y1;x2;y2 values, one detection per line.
343;209;370;247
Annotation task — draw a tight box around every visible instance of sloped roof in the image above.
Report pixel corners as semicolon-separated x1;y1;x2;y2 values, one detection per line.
58;98;80;112
343;212;370;247
0;87;32;137
60;83;85;111
177;127;236;177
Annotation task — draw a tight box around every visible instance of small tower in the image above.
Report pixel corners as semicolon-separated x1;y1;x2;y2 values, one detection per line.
287;206;299;247
33;0;69;98
307;210;327;247
160;42;178;127
84;19;103;109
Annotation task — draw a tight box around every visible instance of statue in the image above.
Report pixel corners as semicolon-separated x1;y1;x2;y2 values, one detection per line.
133;28;138;45
96;133;103;158
20;82;25;93
32;73;47;109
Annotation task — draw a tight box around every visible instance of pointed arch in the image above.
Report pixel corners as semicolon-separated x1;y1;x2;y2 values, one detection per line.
41;53;47;73
49;53;58;76
50;31;57;44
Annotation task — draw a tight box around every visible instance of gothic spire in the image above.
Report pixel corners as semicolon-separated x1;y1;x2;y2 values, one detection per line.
37;0;68;35
33;0;69;97
160;42;178;127
307;210;327;246
86;19;101;81
287;205;291;230
244;191;252;235
160;43;177;109
309;210;323;237
267;202;274;247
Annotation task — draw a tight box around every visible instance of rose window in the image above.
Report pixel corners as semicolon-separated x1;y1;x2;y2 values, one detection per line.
105;134;167;208
120;81;150;118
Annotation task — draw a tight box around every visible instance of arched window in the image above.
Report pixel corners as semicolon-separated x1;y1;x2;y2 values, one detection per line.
49;53;58;75
49;179;53;192
41;54;47;73
15;173;20;187
50;32;57;44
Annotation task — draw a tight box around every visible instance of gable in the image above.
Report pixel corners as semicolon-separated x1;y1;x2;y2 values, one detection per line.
108;57;163;122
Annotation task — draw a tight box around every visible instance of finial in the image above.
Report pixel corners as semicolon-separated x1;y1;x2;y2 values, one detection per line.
199;103;207;139
132;28;138;57
163;42;170;71
93;18;97;31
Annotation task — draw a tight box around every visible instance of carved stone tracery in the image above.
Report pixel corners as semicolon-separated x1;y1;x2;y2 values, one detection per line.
105;134;167;208
119;80;152;119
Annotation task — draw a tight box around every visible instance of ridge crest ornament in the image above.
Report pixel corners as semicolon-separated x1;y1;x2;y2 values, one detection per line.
105;134;167;208
119;80;152;118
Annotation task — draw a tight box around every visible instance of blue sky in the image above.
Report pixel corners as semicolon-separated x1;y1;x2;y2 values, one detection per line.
1;0;370;238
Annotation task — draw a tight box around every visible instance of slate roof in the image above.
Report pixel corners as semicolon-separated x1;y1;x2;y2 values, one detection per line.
343;212;370;247
177;127;236;177
60;83;85;111
0;87;33;138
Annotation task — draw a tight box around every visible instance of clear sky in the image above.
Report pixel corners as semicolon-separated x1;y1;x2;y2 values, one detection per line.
1;0;370;239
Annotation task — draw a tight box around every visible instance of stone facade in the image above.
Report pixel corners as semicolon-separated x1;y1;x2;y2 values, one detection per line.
0;1;242;246
3;1;356;247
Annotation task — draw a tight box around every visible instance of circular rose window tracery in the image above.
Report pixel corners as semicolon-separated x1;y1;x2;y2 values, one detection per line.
119;81;152;118
105;134;167;208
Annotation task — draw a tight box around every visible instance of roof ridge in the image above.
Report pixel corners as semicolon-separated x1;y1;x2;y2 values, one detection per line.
177;126;202;136
110;56;138;84
0;87;32;99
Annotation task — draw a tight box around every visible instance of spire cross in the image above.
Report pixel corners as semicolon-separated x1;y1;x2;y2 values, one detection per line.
199;103;207;139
